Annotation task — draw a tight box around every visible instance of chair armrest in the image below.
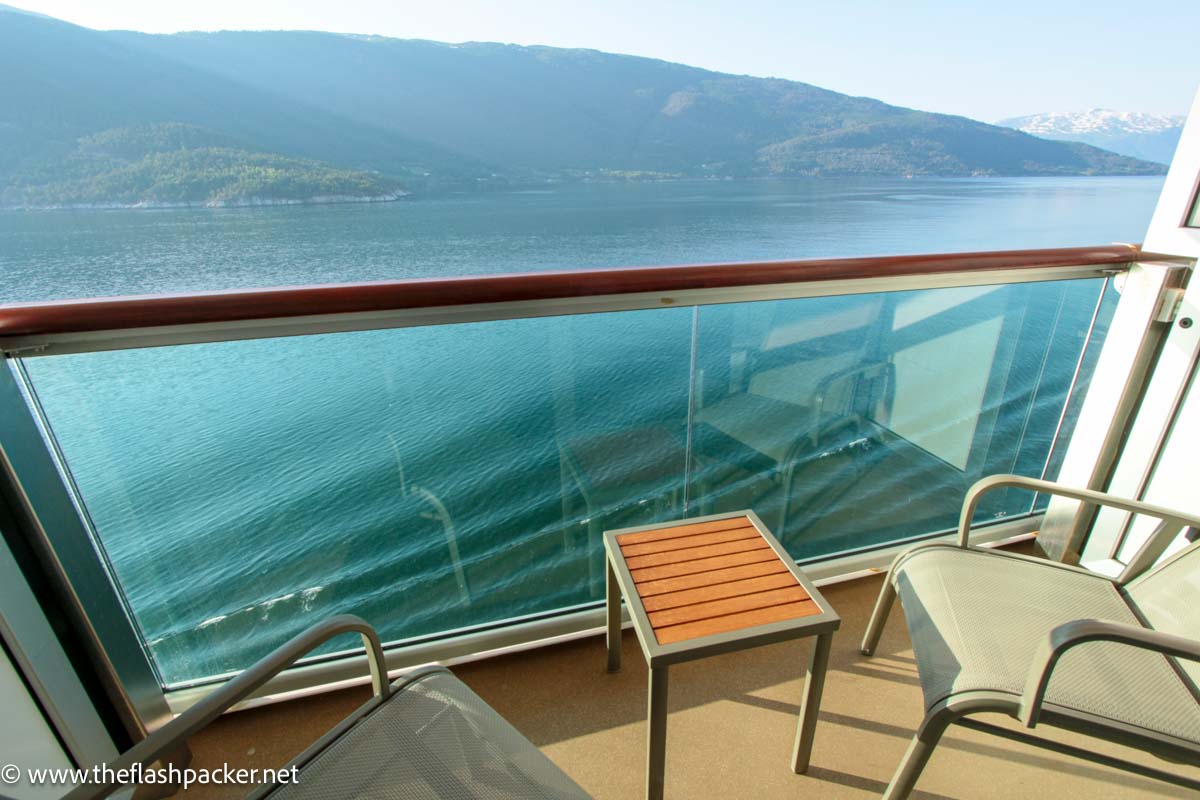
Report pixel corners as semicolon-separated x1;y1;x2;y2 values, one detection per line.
1019;618;1200;728
956;474;1200;550
64;614;389;800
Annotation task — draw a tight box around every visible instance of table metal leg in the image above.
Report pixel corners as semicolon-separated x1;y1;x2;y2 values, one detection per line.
792;631;833;774
646;664;669;800
606;555;621;673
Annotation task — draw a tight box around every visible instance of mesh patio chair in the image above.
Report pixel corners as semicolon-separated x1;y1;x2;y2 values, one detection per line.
860;474;1200;799
66;615;590;800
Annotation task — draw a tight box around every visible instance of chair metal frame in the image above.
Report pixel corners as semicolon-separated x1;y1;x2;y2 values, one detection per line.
62;615;419;800
860;474;1200;799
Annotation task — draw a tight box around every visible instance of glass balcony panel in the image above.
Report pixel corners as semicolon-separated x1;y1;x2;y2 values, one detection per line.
18;276;1111;687
1035;279;1120;509
689;278;1110;558
21;308;694;685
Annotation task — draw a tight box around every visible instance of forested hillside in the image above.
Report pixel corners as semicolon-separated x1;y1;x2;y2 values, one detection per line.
0;5;1165;207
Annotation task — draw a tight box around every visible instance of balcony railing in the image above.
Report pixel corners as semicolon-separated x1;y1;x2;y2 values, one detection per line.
0;243;1179;718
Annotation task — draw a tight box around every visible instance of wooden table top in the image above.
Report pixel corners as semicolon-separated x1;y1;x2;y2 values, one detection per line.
613;515;821;646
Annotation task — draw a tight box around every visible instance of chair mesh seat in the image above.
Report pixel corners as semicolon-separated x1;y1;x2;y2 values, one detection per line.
893;547;1200;744
268;671;590;800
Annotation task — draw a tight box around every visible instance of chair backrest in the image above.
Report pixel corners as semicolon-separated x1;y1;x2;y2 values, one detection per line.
1126;539;1200;688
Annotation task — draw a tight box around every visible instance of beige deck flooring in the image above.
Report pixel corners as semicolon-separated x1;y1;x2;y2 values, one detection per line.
183;566;1200;799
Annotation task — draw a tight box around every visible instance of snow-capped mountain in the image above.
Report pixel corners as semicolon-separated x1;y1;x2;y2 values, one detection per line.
998;109;1184;165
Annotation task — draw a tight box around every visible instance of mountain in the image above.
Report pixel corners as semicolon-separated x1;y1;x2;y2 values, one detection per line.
112;30;1164;178
998;110;1184;165
0;7;485;207
0;7;1166;207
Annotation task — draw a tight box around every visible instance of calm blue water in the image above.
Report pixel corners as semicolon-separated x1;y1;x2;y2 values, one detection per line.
1;177;1163;685
0;176;1163;303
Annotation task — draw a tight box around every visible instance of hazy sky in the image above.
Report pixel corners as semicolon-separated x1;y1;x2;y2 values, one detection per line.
9;0;1198;121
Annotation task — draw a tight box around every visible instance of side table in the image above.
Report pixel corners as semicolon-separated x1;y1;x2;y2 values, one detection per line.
604;510;840;800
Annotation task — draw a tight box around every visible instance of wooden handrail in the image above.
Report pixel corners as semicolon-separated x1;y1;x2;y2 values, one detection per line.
0;244;1161;338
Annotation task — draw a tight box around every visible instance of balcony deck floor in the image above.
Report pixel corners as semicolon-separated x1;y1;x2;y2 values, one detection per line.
183;559;1200;799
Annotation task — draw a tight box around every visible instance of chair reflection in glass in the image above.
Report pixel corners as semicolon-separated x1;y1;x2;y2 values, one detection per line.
693;294;896;536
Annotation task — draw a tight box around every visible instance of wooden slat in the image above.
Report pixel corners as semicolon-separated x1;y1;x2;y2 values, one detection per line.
622;537;769;570
641;573;800;612
618;525;759;557
615;517;752;547
649;586;811;629
636;561;789;597
654;600;820;645
630;548;778;583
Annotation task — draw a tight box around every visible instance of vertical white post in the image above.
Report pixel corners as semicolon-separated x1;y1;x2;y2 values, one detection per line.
1041;88;1200;563
1078;89;1200;564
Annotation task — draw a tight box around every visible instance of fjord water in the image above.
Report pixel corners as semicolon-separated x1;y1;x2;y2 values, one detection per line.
0;177;1164;302
5;176;1163;685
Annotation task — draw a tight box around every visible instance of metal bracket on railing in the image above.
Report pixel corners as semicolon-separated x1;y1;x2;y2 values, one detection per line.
2;342;49;357
1154;287;1187;323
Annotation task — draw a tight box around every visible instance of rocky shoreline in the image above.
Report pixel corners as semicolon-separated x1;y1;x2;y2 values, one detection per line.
3;191;409;211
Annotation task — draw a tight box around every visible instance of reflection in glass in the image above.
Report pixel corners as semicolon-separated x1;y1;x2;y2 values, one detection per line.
689;279;1109;558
